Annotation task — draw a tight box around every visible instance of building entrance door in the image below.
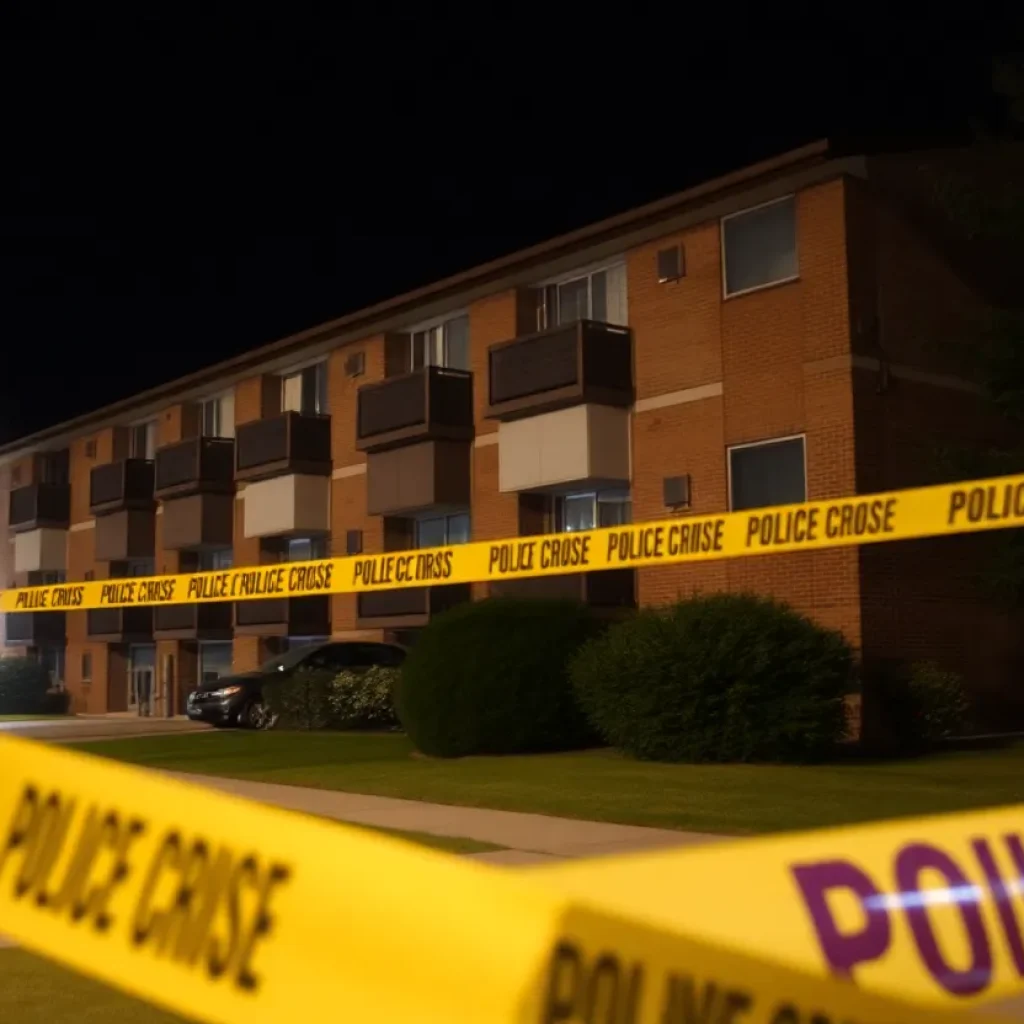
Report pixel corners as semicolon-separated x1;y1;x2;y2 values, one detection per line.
130;667;155;717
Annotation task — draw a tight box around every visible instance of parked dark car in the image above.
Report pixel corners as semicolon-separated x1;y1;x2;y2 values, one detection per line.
186;640;407;729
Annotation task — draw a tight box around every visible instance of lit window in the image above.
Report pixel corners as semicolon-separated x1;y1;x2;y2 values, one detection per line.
536;264;628;329
129;420;158;460
201;394;235;439
285;536;328;562
555;489;632;532
281;363;328;415
198;548;234;571
414;513;471;548
722;196;798;297
410;314;470;371
729;436;806;511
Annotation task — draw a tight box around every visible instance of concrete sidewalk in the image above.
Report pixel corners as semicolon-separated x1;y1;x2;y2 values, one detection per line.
167;770;726;862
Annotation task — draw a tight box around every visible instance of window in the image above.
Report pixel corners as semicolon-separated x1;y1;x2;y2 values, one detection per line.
201;394;235;439
32;570;66;586
39;647;65;689
81;652;92;683
538;263;628;329
281;363;328;416
722;196;798;297
125;558;156;577
554;489;632;532
729;436;806;511
410;314;470;372
414;512;470;548
198;548;234;571
129;420;158;460
38;451;69;485
285;536;328;562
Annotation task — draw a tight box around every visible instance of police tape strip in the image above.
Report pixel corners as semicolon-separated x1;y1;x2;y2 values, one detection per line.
0;736;1003;1024
2;472;1024;613
530;803;1024;1012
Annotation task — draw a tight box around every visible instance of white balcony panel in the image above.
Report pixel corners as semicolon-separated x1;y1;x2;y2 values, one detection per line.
497;404;630;493
242;473;329;538
13;528;67;574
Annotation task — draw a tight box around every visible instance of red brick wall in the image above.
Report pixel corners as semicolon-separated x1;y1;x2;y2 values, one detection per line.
628;179;861;643
846;175;1024;721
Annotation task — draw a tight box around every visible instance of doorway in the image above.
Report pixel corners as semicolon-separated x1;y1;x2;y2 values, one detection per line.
128;644;156;717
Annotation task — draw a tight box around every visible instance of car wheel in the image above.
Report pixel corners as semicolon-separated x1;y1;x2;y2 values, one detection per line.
240;699;276;730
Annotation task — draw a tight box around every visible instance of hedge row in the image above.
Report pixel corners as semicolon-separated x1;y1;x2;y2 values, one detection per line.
264;593;971;764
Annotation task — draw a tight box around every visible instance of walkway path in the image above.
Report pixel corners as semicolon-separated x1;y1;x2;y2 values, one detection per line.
168;770;725;862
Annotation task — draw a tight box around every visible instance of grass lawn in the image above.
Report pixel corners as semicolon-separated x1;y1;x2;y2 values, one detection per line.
0;949;186;1023
77;731;1024;835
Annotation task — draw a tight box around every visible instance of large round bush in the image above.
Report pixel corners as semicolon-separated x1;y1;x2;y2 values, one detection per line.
570;593;854;763
0;657;53;715
395;597;601;757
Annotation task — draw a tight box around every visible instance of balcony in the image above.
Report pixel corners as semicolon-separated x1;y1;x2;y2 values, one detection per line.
489;569;636;611
356;583;472;629
90;459;155;515
4;612;66;648
86;607;154;643
13;526;68;574
155;437;235;500
9;482;70;533
234;596;330;637
357;367;473;454
235;412;331;484
486;319;633;422
154;602;233;641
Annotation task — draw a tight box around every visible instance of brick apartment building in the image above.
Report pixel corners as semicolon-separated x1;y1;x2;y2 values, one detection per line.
1;140;1021;723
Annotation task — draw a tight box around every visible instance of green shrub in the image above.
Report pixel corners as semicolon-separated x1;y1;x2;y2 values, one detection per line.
396;597;601;757
43;688;72;716
263;667;336;730
329;666;400;730
864;660;971;753
570;593;854;764
908;662;971;741
0;657;54;715
263;666;402;731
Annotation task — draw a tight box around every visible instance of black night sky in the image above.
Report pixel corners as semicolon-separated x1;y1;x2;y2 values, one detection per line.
0;15;1018;444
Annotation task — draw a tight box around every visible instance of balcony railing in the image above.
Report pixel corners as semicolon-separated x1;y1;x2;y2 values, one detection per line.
356;367;474;453
86;607;154;640
155;437;235;499
235;412;332;483
489;569;636;609
4;611;66;647
357;583;472;625
8;482;71;532
486;319;633;421
234;595;330;636
89;459;155;515
154;602;233;638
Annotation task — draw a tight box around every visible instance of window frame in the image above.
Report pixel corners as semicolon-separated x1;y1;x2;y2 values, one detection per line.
726;433;808;512
413;511;471;548
405;310;470;372
720;195;800;300
280;361;328;416
554;488;632;533
128;418;158;461
535;258;628;329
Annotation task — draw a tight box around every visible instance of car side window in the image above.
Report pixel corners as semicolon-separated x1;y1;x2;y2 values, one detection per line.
305;644;353;671
375;645;406;668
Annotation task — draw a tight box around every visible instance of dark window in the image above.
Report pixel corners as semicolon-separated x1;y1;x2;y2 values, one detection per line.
81;652;92;682
304;644;353;671
722;196;798;296
729;437;806;511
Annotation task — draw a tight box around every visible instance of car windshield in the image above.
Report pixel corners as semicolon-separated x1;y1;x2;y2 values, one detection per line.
259;646;321;674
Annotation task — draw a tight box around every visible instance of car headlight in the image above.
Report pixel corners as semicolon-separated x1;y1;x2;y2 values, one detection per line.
208;685;243;698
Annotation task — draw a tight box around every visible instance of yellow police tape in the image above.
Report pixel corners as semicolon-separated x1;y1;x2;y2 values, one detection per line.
3;472;1024;614
0;735;1008;1024
533;803;1024;1012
